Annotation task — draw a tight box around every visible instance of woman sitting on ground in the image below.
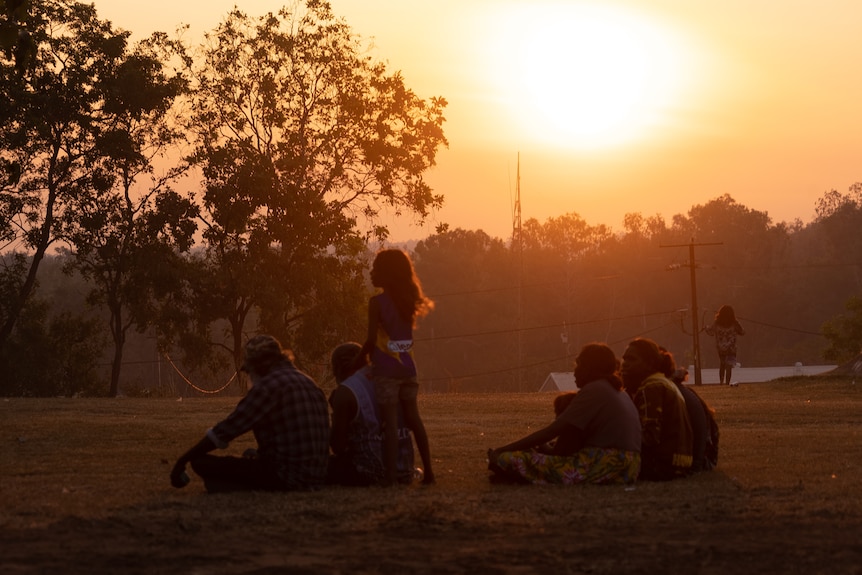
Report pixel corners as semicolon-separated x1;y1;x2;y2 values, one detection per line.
487;343;642;485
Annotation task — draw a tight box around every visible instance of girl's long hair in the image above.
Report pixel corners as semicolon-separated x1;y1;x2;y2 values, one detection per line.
715;305;737;327
373;249;433;326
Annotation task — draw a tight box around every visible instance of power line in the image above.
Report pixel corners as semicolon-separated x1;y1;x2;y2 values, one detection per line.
416;309;680;343
426;263;860;300
421;320;678;385
737;316;825;337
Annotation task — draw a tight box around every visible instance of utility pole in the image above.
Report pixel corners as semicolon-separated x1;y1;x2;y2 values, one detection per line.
661;238;722;385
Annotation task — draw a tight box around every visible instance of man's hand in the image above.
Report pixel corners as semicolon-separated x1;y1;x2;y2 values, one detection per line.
169;435;218;489
170;461;190;488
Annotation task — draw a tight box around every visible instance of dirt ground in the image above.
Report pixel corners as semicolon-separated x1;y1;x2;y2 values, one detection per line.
2;381;861;574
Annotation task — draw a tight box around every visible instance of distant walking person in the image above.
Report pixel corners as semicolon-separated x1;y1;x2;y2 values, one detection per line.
356;249;435;485
705;305;745;385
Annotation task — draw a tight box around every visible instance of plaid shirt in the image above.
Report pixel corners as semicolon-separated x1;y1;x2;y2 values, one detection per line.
208;358;330;489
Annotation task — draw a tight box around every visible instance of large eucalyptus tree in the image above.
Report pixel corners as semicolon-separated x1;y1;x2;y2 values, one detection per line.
181;1;448;375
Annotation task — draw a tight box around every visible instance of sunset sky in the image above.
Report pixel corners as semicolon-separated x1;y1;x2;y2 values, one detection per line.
93;0;862;241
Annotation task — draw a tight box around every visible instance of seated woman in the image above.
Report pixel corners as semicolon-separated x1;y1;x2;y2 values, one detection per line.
621;339;693;481
487;343;642;485
669;363;719;473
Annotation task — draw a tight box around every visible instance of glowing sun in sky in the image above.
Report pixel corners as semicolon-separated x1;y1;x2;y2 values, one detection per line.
483;2;695;151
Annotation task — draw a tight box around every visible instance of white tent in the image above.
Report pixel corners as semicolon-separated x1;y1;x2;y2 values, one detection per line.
538;372;576;392
827;354;862;376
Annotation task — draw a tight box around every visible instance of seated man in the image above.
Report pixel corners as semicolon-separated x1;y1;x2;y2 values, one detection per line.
170;335;330;492
327;342;416;486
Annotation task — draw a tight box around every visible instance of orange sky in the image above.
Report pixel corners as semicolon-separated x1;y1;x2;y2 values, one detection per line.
93;0;862;241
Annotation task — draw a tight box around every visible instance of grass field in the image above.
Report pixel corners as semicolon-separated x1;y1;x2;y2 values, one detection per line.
2;378;861;574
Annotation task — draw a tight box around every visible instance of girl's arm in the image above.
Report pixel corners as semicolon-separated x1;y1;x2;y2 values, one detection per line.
354;297;380;369
735;321;745;335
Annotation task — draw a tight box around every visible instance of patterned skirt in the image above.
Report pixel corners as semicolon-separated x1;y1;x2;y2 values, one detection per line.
491;447;641;485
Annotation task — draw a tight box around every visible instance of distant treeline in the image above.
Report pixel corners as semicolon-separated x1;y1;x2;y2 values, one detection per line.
4;190;861;396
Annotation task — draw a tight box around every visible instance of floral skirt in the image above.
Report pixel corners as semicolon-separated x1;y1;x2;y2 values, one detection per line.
491;447;641;485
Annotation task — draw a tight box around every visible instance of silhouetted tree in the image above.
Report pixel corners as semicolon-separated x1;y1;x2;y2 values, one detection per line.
0;287;104;397
413;228;515;391
58;32;196;397
0;0;165;363
178;2;448;377
822;295;862;363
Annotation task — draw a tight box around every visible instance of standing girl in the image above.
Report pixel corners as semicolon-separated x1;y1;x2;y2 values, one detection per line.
358;249;435;485
705;305;746;385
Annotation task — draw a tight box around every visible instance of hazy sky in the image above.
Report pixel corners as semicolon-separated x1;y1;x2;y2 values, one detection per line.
93;0;862;241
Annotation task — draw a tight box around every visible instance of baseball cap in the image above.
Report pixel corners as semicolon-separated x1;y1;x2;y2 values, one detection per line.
241;335;284;371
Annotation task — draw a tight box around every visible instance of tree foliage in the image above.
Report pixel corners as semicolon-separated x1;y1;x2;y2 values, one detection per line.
0;281;104;397
407;190;862;392
0;0;36;75
57;32;196;397
176;1;448;377
0;0;144;356
822;295;862;363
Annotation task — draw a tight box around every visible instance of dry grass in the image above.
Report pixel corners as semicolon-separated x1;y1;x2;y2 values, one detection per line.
2;378;861;574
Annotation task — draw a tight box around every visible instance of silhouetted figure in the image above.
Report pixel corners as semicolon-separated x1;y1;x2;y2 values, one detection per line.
356;249;435;485
327;342;415;486
669;362;719;473
170;335;330;492
487;343;642;485
621;338;693;481
705;305;745;385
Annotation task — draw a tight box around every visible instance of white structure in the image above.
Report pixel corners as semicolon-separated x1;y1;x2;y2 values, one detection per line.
696;365;836;384
539;364;838;391
539;372;577;392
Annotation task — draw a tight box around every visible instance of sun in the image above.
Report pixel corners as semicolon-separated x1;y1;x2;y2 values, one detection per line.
483;2;693;151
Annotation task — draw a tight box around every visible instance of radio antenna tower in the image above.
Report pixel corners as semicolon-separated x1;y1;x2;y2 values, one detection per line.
512;152;522;251
512;153;523;390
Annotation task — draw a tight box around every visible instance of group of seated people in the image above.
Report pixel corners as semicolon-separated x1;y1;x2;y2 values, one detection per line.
488;338;718;485
169;335;717;492
169;335;419;492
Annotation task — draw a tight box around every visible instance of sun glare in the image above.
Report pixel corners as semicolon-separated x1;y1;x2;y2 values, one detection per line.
483;2;694;151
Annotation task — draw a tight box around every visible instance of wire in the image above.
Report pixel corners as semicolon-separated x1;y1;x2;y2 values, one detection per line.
736;316;825;337
420;320;677;384
416;309;680;343
162;353;238;395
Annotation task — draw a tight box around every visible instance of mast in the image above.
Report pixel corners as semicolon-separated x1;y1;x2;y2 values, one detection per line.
513;153;523;391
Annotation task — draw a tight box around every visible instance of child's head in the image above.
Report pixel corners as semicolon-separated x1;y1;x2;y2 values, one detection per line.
574;342;622;390
331;341;364;384
553;391;578;417
371;249;433;323
715;304;737;326
371;249;415;290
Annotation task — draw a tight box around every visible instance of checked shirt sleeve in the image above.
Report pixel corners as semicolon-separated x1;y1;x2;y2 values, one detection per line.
208;384;275;448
